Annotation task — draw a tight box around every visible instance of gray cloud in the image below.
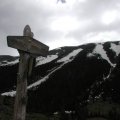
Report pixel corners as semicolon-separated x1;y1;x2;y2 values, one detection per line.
65;0;120;43
0;0;120;55
0;0;60;55
74;0;119;19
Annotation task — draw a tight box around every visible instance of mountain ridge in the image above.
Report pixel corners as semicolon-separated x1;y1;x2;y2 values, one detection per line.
0;41;120;117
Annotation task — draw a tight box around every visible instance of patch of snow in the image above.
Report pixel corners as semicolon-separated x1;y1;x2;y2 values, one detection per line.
28;75;49;89
2;57;76;97
103;66;117;82
93;44;115;67
36;55;58;66
0;59;19;66
57;48;82;63
2;48;83;97
110;43;120;56
29;48;82;88
65;111;72;114
54;112;59;115
28;62;67;89
87;53;95;57
54;47;61;50
1;90;16;97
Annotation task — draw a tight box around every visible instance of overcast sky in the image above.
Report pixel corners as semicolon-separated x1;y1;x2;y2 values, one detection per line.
0;0;120;56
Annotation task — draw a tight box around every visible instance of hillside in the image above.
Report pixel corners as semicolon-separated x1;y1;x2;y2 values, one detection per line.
0;41;120;120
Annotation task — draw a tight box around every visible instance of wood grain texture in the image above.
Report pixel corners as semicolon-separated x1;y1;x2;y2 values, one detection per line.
7;36;49;56
13;52;30;120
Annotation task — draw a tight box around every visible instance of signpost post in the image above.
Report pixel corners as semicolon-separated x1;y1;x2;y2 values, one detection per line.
7;25;49;120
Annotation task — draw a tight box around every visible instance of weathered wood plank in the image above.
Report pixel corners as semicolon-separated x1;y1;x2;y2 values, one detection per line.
7;25;49;120
7;36;49;56
13;52;30;120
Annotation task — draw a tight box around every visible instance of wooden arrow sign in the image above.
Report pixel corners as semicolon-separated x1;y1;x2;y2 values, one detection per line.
7;36;49;56
7;25;49;120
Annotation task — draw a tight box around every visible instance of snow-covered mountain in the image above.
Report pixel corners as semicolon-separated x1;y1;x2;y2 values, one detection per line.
0;41;120;114
0;55;18;66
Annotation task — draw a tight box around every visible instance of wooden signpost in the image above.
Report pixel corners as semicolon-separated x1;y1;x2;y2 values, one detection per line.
7;25;49;120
